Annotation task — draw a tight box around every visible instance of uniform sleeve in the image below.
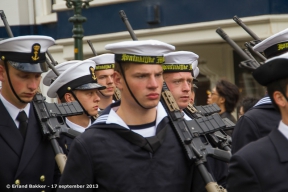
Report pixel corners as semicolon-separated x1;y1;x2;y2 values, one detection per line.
57;136;95;192
231;115;259;154
226;154;261;192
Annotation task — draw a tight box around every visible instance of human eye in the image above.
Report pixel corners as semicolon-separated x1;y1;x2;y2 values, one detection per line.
136;74;146;79
155;72;163;78
173;80;181;85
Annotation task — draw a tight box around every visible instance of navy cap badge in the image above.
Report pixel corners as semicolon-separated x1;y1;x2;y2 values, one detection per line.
31;43;41;61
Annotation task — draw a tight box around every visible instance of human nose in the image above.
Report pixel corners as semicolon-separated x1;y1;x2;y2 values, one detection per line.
148;76;159;89
28;78;39;90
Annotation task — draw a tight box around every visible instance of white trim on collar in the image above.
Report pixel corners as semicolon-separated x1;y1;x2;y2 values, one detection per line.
65;117;91;133
278;120;288;140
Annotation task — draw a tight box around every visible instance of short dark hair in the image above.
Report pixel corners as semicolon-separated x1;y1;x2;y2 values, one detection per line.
239;97;259;113
267;77;288;112
216;79;240;113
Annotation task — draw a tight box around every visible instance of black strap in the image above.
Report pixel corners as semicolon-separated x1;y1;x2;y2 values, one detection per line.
17;111;28;138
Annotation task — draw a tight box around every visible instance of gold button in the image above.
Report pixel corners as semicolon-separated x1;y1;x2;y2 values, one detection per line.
1;56;5;60
40;175;45;182
67;87;71;91
41;191;45;192
15;179;20;185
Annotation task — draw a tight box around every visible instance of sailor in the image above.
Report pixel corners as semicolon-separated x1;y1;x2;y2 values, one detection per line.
58;40;206;192
0;35;59;191
89;53;117;111
47;59;105;151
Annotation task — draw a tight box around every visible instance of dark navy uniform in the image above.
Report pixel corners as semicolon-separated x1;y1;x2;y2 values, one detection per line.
58;102;206;192
0;100;59;192
232;96;281;154
0;35;59;191
227;127;288;192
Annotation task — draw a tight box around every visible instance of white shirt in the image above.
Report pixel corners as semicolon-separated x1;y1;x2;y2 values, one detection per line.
65;117;91;133
94;102;167;138
0;93;30;128
183;112;192;120
278;120;288;140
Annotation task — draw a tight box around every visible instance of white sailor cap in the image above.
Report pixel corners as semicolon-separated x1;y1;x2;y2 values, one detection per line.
42;60;81;86
105;40;175;64
0;35;55;73
253;28;288;58
192;67;200;88
47;59;106;98
89;53;115;70
163;51;199;73
194;67;200;79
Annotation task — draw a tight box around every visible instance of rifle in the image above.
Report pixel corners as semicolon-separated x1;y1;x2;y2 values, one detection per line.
233;15;267;61
184;103;233;152
119;10;229;192
216;27;260;70
86;40;121;101
0;10;82;174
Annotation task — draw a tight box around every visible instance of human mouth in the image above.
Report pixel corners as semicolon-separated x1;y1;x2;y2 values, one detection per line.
147;93;159;100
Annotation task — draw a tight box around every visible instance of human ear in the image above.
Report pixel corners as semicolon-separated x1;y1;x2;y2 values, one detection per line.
64;93;75;102
273;91;286;108
113;71;123;90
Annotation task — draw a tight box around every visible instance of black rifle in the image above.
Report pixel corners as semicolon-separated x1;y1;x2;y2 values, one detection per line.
184;103;233;152
87;40;121;101
119;10;228;192
0;10;82;173
233;15;267;61
216;27;260;70
33;94;83;173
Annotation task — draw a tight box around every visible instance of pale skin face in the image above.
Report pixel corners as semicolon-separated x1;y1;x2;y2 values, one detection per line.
64;89;100;117
114;64;163;125
95;69;115;97
0;62;41;109
164;72;193;110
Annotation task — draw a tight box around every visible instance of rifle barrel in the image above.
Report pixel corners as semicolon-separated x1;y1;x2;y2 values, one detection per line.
0;10;14;37
87;40;97;56
216;27;250;60
119;10;138;41
233;15;260;40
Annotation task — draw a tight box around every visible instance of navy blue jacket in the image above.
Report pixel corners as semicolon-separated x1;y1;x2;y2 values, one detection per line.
227;128;288;191
0;100;59;191
58;102;206;192
232;97;281;154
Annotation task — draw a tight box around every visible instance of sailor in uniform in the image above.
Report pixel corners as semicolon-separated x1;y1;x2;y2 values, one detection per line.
163;51;199;120
89;53;117;112
231;27;288;153
58;40;207;192
46;59;105;152
227;52;288;192
0;35;59;191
